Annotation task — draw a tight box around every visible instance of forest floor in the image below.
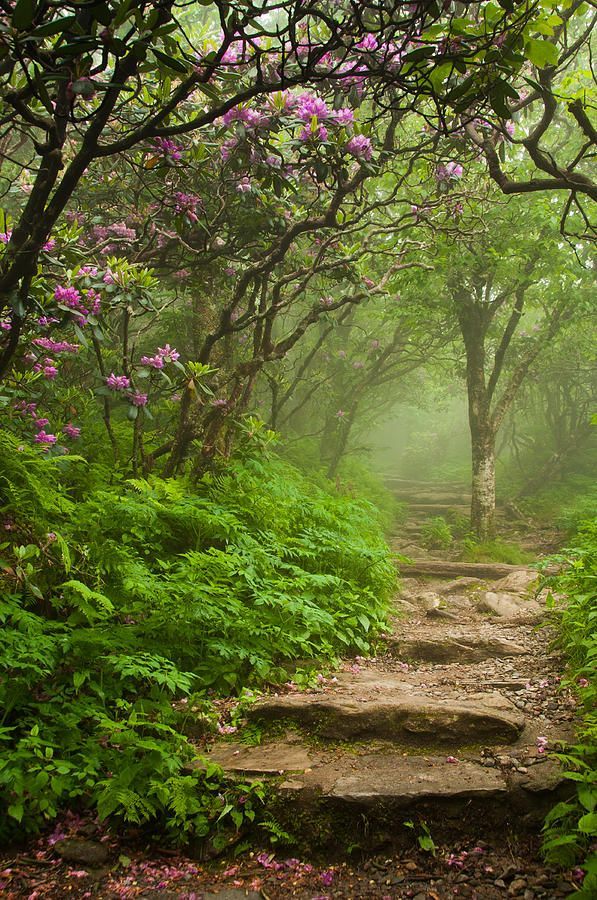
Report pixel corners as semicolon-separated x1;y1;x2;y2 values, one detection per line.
1;484;583;899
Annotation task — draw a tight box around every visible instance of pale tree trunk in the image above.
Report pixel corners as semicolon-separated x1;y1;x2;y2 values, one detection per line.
471;431;496;540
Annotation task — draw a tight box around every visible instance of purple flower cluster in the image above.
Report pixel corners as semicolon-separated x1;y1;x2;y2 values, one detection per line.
32;357;59;379
297;93;330;121
153;137;183;162
345;134;373;160
106;373;131;391
174;192;203;223
54;284;101;323
436;161;464;182
140;344;180;369
91;222;137;242
32;337;79;354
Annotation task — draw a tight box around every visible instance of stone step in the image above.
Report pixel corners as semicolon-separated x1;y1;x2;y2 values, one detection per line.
202;741;566;846
406;503;472;516
396;561;532;579
385;635;529;664
381;477;469;489
247;682;525;746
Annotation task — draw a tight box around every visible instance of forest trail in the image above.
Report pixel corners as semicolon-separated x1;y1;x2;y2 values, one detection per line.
6;485;581;899
199;480;580;898
208;559;572;845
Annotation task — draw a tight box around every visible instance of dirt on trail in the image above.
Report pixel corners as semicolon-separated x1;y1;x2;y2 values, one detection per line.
1;482;584;900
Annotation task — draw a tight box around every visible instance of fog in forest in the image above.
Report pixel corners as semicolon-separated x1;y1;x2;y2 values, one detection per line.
0;1;595;895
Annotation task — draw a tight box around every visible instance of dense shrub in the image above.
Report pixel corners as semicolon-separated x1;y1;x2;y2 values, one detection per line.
0;432;394;840
540;519;597;898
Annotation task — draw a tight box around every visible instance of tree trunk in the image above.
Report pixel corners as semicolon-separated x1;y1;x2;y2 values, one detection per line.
470;431;496;540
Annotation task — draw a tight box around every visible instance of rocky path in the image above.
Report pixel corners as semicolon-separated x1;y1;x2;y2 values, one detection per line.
207;564;573;847
3;485;581;899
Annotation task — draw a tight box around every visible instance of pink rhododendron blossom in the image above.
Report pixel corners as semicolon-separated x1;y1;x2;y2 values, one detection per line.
220;137;238;161
436;162;464;182
333;107;355;125
63;424;81;439
345;135;373;160
299;123;328;142
106;373;130;390
174;192;203;222
297;93;330;121
33;338;79;354
33;358;59;379
153;137;183;161
157;344;180;362
34;418;50;428
76;265;98;278
129;392;148;407
140;355;164;369
236;176;252;193
357;34;378;51
34;430;57;446
55;285;82;306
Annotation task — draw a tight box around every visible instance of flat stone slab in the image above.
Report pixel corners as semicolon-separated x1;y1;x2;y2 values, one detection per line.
248;690;524;744
207;741;314;774
476;591;544;620
386;635;528;664
328;755;508;805
397;561;530;579
493;570;539;594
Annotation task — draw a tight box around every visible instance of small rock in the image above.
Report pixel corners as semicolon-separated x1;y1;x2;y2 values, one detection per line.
509;878;528;894
495;879;507;888
500;864;520;882
524;891;535;900
54;838;109;867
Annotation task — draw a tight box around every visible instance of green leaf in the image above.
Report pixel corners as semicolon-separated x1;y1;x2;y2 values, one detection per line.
578;812;597;835
7;802;24;822
12;0;36;30
32;15;77;37
525;38;559;68
152;48;189;74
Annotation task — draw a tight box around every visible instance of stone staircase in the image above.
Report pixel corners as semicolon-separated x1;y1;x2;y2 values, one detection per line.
200;561;574;854
383;476;508;557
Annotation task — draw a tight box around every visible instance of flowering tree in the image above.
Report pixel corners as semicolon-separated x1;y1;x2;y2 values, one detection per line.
462;0;596;241
0;0;558;378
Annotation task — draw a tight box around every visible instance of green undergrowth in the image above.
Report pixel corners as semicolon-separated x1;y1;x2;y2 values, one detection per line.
460;537;534;565
539;519;597;898
0;430;395;843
